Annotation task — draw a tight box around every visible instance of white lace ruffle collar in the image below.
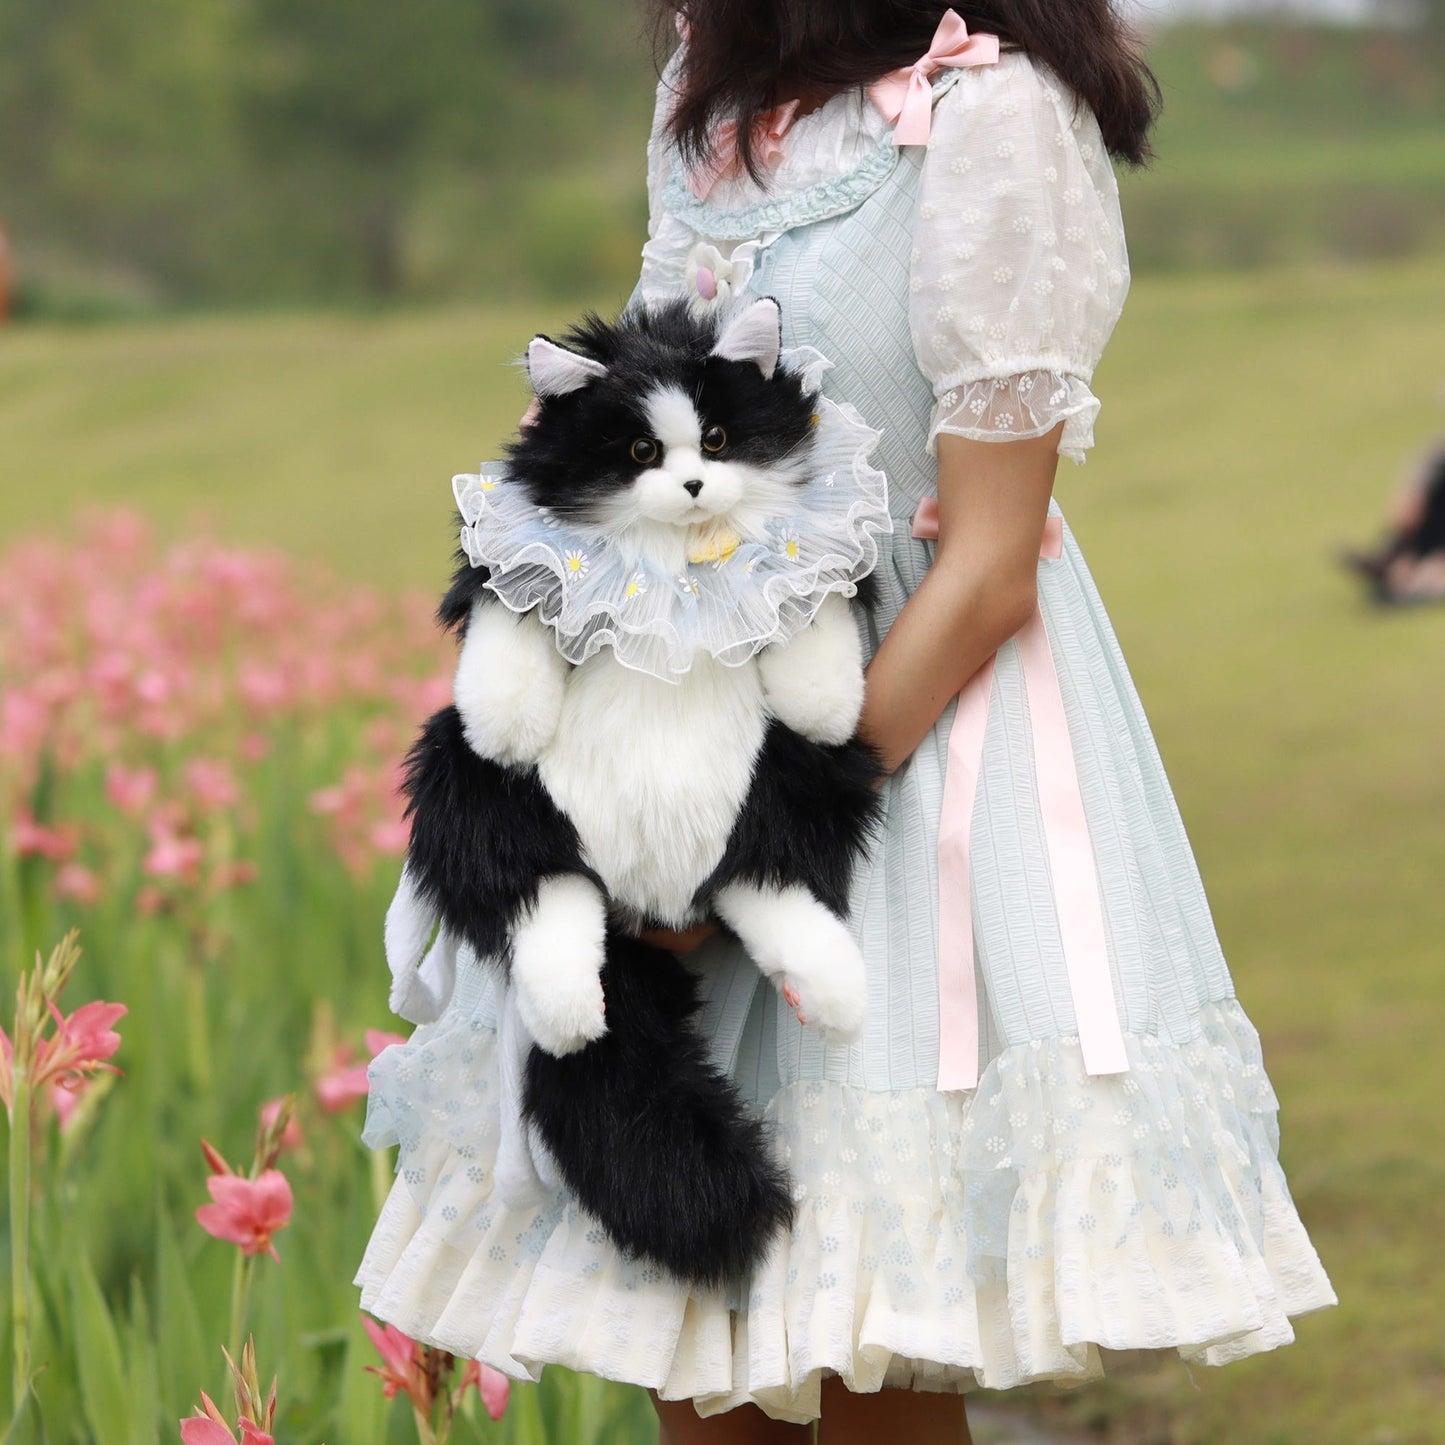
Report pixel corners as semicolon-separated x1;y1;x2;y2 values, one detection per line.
693;89;891;215
452;348;890;682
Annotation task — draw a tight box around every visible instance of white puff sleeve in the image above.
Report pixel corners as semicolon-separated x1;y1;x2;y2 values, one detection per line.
910;54;1130;465
634;50;697;305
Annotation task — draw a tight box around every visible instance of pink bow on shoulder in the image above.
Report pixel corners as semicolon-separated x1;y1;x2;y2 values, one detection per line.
688;99;801;201
867;8;1000;147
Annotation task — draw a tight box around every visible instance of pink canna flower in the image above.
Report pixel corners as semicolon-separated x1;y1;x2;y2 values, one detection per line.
144;828;204;883
49;1078;89;1131
0;689;48;762
105;764;159;817
460;1360;512;1421
368;817;411;856
54;862;102;906
195;1169;294;1260
361;1316;428;1410
185;759;240;812
211;860;259;893
179;1403;238;1445
10;810;79;862
136;885;170;918
178;1392;275;1445
365;1029;407;1057
315;1030;407;1113
258;1097;304;1153
314;1052;369;1114
33;1000;126;1093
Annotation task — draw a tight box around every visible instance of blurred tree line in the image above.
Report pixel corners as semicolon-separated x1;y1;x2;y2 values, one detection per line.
0;0;660;314
2;2;1443;315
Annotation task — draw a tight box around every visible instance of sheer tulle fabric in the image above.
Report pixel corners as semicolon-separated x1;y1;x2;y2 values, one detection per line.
452;349;890;681
929;370;1101;463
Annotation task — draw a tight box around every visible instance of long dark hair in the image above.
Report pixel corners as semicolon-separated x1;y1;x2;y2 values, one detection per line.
651;0;1160;178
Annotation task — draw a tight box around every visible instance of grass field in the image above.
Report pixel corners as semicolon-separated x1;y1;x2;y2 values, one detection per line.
2;255;1444;1444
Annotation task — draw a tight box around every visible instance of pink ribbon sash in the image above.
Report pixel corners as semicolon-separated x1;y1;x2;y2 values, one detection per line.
912;500;1129;1090
867;8;1000;148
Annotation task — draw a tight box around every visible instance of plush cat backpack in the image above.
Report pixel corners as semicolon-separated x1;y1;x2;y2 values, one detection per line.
384;296;891;1287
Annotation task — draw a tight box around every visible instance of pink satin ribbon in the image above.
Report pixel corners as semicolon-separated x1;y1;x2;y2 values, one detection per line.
867;9;1000;148
912;500;1129;1090
688;100;801;201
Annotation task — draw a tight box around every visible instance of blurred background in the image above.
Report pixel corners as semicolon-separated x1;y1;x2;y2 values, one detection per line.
1;2;1442;1444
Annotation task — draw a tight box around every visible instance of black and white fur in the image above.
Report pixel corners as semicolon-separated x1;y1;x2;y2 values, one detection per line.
388;298;882;1287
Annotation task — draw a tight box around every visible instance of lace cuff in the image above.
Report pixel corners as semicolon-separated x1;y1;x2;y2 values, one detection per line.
928;372;1101;467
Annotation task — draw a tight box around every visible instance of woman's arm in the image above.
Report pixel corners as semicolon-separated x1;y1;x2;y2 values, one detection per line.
859;425;1062;776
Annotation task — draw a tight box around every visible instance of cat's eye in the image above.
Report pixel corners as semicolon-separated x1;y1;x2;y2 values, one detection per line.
701;425;728;454
631;437;660;465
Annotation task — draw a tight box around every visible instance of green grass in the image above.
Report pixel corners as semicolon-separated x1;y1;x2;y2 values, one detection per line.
3;254;1445;1443
1120;24;1445;270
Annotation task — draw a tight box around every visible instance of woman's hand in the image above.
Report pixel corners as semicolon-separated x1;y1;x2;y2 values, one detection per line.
636;921;719;955
859;425;1062;776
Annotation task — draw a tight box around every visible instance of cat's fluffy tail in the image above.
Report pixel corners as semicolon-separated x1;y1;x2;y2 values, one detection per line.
523;934;794;1289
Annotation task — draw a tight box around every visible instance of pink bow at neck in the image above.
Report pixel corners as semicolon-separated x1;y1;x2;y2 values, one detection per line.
867;8;1000;147
689;100;801;201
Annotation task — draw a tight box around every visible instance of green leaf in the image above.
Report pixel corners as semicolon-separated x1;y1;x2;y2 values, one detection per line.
154;1205;209;1420
65;1252;129;1445
123;1278;162;1445
0;1387;48;1445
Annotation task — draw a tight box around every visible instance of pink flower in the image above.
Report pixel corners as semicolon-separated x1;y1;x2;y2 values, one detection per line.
136;885;169;917
10;810;79;862
185;759;240;812
54;862;102;906
315;1030;407;1113
259;1097;304;1154
368;817;411;855
49;1078;89;1131
105;764;159;817
195;1169;293;1260
361;1316;428;1410
460;1360;511;1421
0;689;48;760
212;861;259;893
314;1053;370;1114
179;1397;239;1445
34;1000;126;1092
178;1393;275;1445
144;829;204;882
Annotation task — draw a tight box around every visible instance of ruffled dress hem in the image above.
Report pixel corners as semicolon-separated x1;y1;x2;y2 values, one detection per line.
355;997;1335;1424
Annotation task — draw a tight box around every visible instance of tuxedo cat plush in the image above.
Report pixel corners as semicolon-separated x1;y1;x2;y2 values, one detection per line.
385;296;890;1286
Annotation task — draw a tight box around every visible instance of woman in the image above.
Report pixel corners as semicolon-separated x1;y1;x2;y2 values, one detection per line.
358;4;1336;1440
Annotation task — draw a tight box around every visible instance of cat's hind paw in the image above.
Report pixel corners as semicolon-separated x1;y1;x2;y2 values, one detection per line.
771;908;866;1043
510;875;608;1057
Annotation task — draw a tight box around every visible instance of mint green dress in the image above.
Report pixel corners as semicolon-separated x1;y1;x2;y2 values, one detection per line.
357;49;1335;1423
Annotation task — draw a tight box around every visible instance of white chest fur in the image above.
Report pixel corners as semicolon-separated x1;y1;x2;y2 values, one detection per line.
537;653;767;926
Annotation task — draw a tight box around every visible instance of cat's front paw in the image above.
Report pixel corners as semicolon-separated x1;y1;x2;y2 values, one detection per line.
510;875;608;1056
758;594;865;745
454;602;568;767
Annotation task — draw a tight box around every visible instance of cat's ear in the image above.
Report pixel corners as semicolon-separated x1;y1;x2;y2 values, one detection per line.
709;298;782;380
526;336;609;398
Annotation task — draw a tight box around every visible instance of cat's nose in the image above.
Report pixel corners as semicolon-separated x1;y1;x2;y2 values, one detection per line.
683;480;703;498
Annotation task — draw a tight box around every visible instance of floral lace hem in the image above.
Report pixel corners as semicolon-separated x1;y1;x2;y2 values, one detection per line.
929;371;1101;466
356;997;1335;1423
